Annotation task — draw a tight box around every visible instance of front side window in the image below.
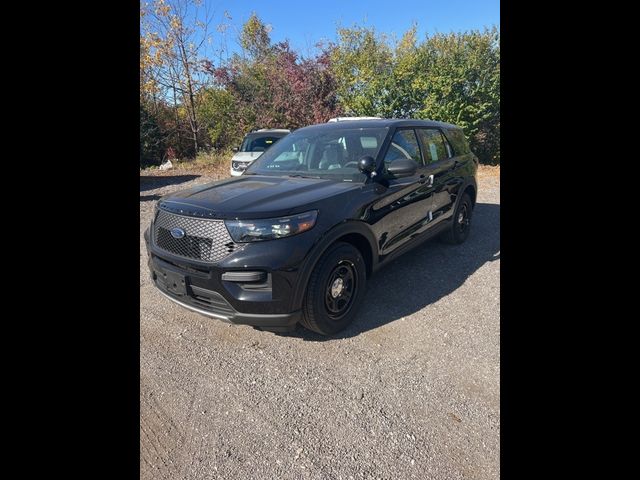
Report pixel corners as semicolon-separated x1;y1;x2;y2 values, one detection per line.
383;129;422;166
417;128;450;163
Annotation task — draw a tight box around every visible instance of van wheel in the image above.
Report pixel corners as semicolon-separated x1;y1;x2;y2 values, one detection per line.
440;193;473;244
301;242;367;335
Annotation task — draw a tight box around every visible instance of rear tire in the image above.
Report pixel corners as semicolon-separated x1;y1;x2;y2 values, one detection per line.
301;242;367;335
440;193;473;244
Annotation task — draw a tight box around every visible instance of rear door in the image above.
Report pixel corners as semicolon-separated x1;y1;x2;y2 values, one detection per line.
417;128;463;224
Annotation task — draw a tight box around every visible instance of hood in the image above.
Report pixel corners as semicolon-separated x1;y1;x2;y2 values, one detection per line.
231;151;263;162
158;175;362;219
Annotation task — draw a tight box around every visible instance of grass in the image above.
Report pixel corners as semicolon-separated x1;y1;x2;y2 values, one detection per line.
140;149;233;179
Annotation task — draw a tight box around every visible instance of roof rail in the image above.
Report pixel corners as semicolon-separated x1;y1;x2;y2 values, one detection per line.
327;117;383;122
253;128;291;132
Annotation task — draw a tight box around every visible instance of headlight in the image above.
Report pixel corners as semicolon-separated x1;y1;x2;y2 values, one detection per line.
225;210;318;242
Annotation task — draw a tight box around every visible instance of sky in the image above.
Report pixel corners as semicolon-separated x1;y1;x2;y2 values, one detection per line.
195;0;500;60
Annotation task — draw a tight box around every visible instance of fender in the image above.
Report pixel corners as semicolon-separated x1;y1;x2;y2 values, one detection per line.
290;220;378;311
456;176;478;208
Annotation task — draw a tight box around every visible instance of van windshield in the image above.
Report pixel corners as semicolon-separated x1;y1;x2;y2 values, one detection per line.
245;127;389;181
240;134;286;153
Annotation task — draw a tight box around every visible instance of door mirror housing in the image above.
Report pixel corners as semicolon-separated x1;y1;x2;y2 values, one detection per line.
357;155;377;176
387;159;418;178
232;146;240;153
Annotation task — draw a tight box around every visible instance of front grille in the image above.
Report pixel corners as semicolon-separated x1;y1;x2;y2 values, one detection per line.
153;210;244;262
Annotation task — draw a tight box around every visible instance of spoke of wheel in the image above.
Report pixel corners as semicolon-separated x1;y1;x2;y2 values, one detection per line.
326;292;336;312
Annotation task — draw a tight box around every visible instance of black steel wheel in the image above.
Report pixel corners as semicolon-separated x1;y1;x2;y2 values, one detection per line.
324;260;357;319
301;242;367;335
440;193;473;244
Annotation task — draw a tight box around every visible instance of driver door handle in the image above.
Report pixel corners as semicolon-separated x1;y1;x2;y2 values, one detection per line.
419;174;434;187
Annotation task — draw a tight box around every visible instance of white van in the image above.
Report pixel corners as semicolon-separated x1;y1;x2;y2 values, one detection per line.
230;129;290;176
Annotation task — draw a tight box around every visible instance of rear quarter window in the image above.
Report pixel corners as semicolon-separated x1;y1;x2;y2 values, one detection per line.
443;128;471;155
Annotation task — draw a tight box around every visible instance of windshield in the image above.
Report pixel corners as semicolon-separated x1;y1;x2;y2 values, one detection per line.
244;127;389;181
240;134;287;153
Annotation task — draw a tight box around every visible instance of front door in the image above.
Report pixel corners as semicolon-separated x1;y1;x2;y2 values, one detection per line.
371;128;438;255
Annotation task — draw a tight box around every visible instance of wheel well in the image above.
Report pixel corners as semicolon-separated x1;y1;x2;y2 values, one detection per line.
463;185;477;207
336;233;373;277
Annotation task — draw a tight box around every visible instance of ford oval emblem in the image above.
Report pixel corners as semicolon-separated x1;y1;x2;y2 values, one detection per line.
170;227;185;239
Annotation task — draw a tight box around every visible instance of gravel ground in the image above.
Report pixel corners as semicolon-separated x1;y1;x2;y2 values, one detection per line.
140;171;500;480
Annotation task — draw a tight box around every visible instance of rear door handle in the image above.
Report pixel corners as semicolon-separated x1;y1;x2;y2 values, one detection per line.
419;174;434;187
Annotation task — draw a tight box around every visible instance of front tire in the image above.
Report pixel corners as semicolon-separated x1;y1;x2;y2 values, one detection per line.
440;193;473;244
301;242;367;335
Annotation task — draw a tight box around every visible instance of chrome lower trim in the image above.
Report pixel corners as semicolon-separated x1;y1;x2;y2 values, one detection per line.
156;288;232;322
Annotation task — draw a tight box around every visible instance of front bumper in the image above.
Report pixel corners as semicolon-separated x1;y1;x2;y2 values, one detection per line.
144;227;308;331
155;282;300;331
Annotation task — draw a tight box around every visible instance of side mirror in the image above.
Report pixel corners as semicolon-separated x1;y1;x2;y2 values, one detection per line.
387;159;417;178
232;146;239;153
358;156;377;176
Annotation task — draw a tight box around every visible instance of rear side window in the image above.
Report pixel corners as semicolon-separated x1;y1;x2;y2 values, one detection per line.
383;129;422;166
443;128;471;156
417;128;450;163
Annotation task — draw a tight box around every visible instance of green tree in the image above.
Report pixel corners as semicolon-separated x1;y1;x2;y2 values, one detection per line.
415;28;500;164
196;87;240;149
329;26;393;115
240;12;272;59
140;104;164;166
329;25;500;164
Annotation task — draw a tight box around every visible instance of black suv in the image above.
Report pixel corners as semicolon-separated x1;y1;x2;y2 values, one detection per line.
144;119;478;335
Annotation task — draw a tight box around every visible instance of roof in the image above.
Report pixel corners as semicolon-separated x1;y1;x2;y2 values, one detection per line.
294;118;460;133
